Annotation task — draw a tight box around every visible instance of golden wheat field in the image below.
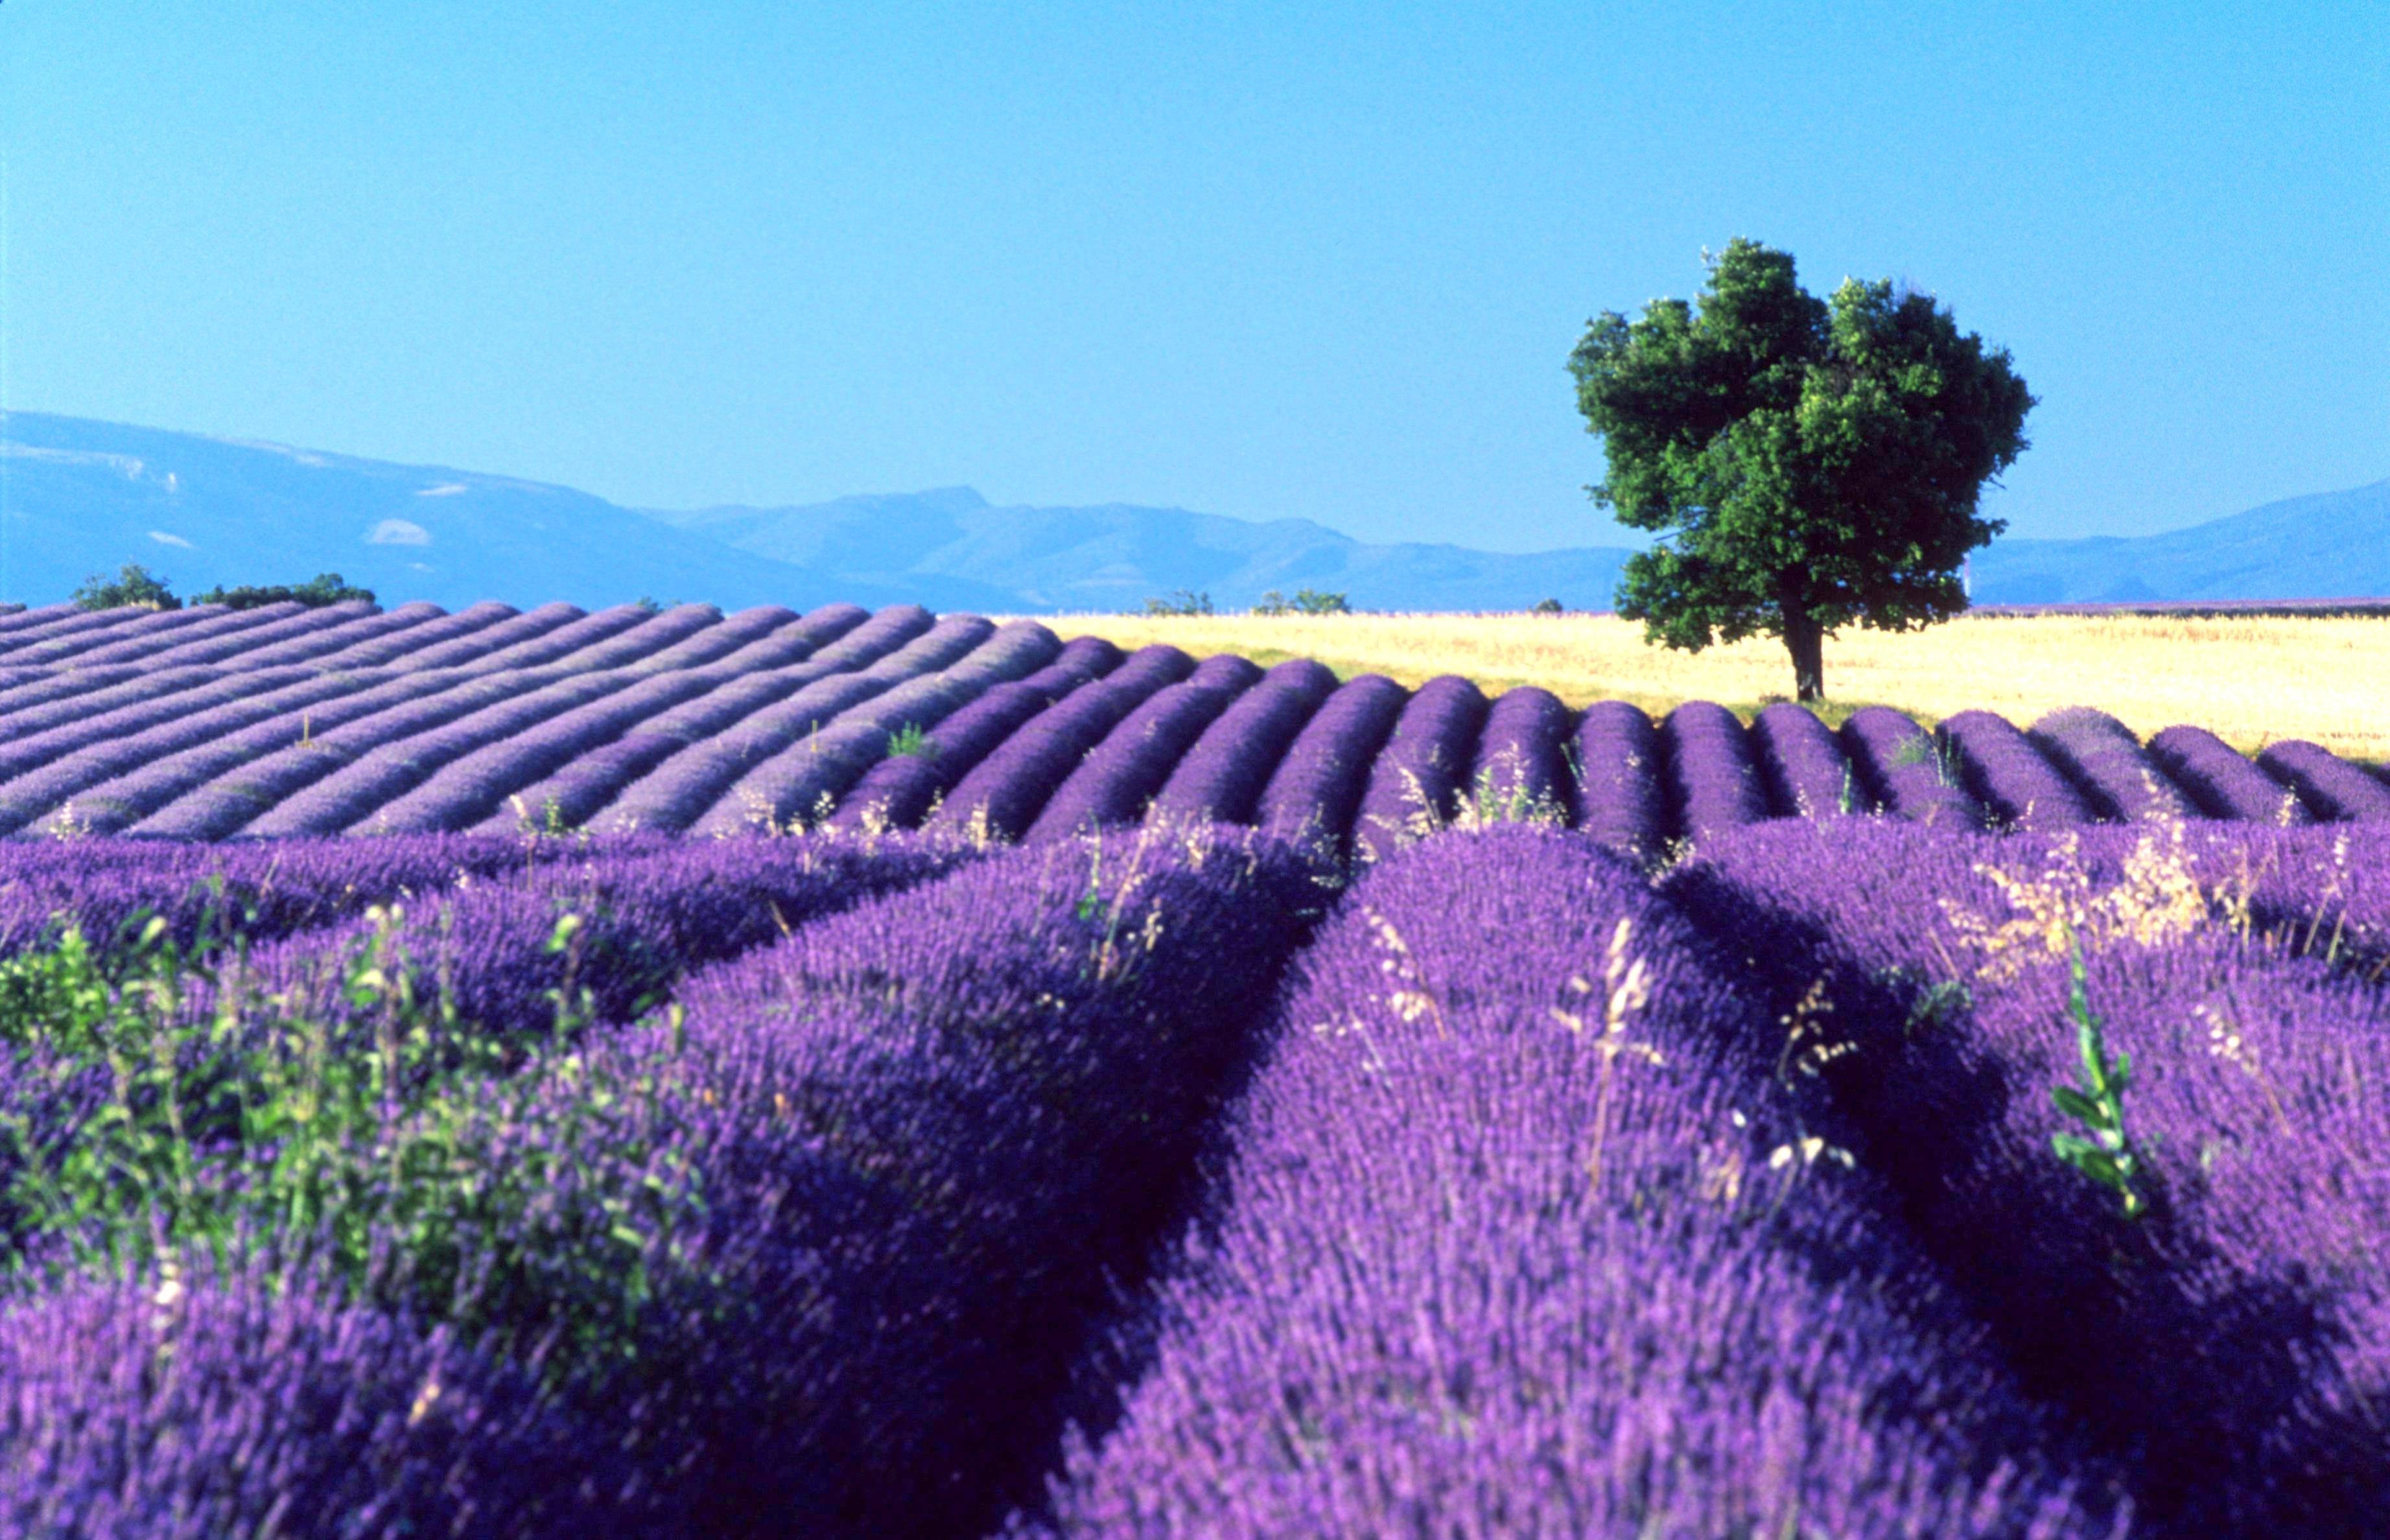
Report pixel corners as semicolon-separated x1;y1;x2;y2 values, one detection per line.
1046;611;2390;765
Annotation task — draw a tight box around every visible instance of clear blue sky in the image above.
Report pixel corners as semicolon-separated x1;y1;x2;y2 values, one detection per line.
4;1;2382;552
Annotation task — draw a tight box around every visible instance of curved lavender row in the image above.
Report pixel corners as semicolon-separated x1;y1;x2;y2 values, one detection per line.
212;600;450;670
623;603;798;671
1751;700;1869;819
0;603;219;665
587;827;1324;1535
352;670;733;835
62;600;312;666
688;618;1056;837
0;667;318;789
247;832;973;1048
587;607;952;835
1841;705;1986;828
933;645;1197;841
1352;674;1488;861
2258;740;2390;823
0;602;80;642
0;664;233;746
0;834;609;962
410;603;645;673
1667;821;2390;1530
2030;707;2197;822
1660;699;1770;844
1026;655;1263;840
0;1265;604;1540
30;671;501;838
0;671;399;838
1468;684;1573;819
0;605;150;658
130;671;585;841
318;600;552;671
124;598;384;670
241;672;644;839
1570;699;1667;859
1147;659;1337;826
460;673;826;837
474;605;921;836
1941;709;2095;831
1028;828;2116;1540
703;601;873;673
527;603;729;674
1253;674;1406;854
0;665;148;723
2147;725;2310;824
828;636;1126;832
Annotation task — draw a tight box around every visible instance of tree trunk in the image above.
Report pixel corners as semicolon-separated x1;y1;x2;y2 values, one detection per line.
1782;605;1825;702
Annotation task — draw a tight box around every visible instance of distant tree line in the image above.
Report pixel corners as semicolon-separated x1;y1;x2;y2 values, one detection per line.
71;565;375;612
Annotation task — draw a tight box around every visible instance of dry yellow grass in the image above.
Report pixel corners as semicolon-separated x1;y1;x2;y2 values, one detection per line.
1045;611;2390;764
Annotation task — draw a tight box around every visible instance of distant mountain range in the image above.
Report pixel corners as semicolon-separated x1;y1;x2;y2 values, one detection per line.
2;412;2383;611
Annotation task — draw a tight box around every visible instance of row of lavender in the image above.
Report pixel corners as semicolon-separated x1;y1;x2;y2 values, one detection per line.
6;603;2389;856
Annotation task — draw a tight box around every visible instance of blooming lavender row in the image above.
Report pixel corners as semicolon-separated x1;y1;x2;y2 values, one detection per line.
1351;674;1488;860
827;637;1126;831
323;600;566;671
1659;699;1770;843
202;600;452;670
61;600;319;667
1569;698;1667;858
1251;674;1405;855
1467;684;1572;819
1025;827;2117;1539
0;665;244;752
1841;704;1985;828
1146;659;1337;826
1025;655;1263;839
1666;819;2390;1531
2259;740;2390;823
685;616;1045;837
389;826;1328;1535
2029;706;2196;823
580;605;944;834
1941;709;2095;830
2146;725;2310;824
0;1262;606;1539
932;644;1199;839
0;603;225;666
0;833;612;961
242;831;974;1047
1749;699;1868;819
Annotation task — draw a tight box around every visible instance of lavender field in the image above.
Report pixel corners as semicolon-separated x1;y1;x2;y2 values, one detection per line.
0;599;2384;848
0;599;2385;1536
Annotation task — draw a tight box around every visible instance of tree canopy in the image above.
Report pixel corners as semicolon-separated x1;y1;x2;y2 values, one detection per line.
1570;239;2033;701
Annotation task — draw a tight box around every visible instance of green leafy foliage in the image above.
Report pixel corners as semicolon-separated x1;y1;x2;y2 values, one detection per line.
887;721;939;759
1142;589;1215;616
2049;937;2146;1219
1254;587;1352;616
70;563;181;612
189;572;375;609
1569;239;2033;701
0;899;709;1390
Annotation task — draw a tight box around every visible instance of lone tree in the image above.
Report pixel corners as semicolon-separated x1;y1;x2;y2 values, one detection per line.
1570;239;2032;701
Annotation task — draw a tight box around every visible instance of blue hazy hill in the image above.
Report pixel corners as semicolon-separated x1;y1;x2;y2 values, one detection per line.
1969;479;2390;603
3;412;2382;612
639;489;1634;612
0;412;913;612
